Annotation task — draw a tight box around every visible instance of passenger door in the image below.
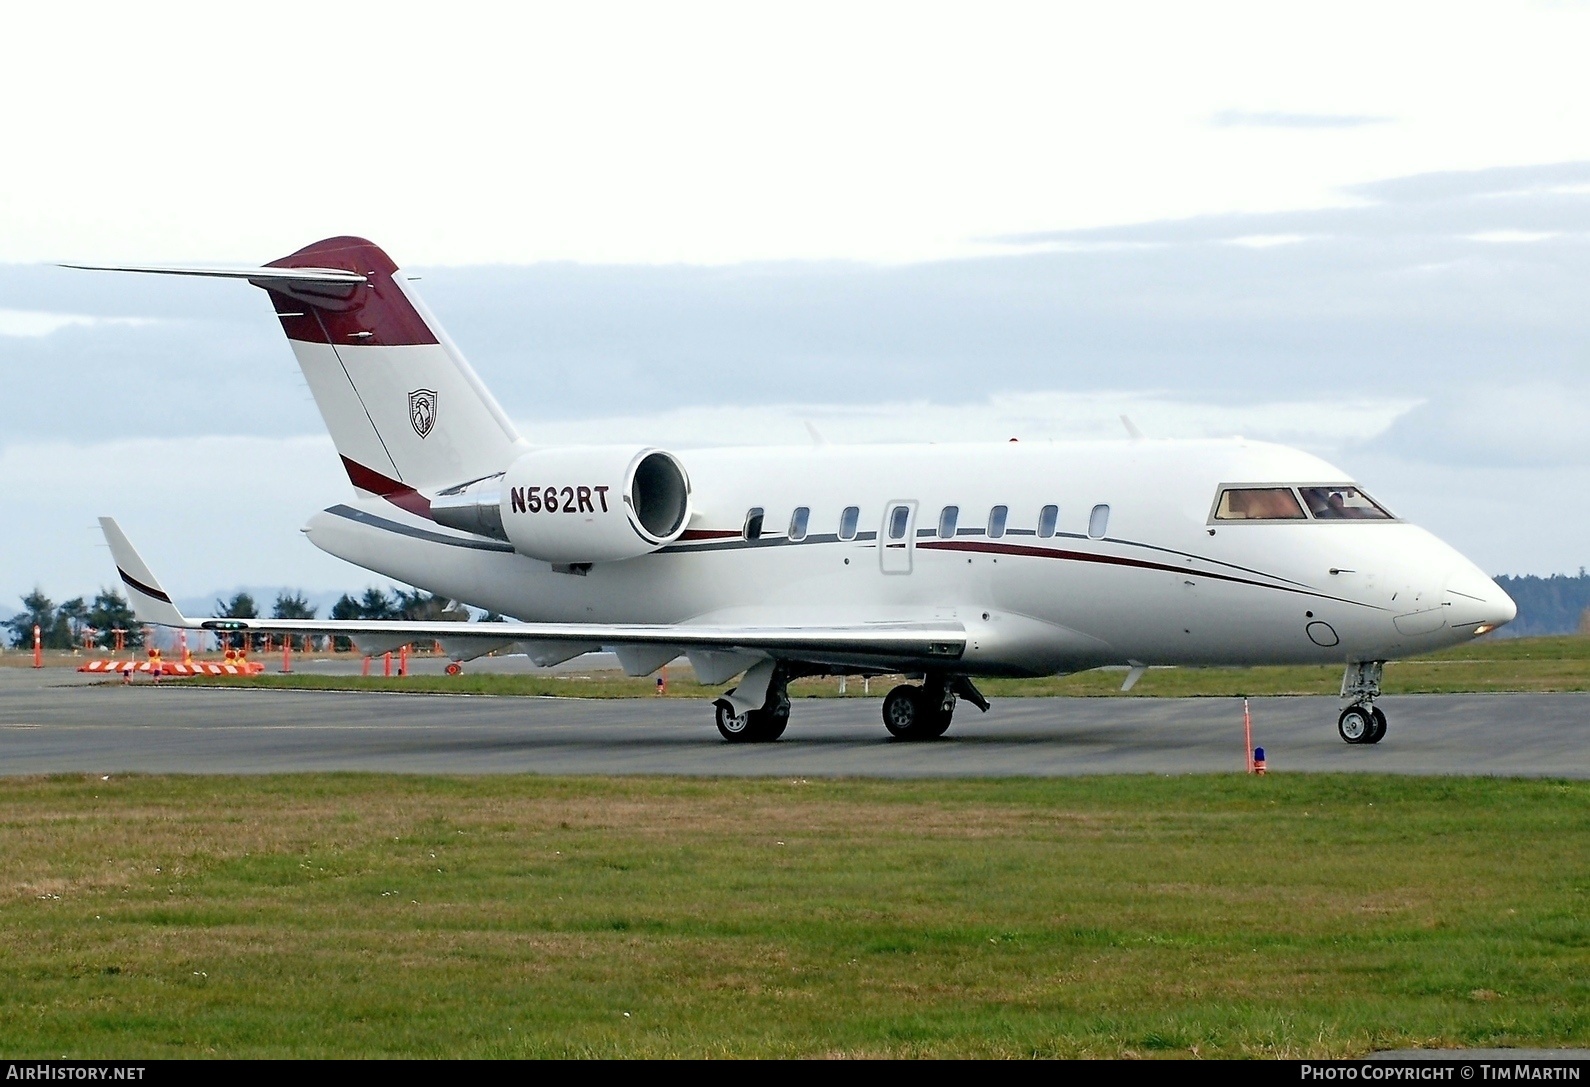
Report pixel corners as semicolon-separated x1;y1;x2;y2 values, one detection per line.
880;500;918;574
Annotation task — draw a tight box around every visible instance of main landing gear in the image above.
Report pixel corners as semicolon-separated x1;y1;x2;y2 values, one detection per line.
882;673;990;742
710;667;992;744
714;698;789;743
714;665;791;743
1338;661;1387;745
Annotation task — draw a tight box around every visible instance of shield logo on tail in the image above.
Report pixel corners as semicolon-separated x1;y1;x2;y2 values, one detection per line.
409;389;437;439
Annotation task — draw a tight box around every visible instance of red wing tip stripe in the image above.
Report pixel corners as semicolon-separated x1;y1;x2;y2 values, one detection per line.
117;567;172;604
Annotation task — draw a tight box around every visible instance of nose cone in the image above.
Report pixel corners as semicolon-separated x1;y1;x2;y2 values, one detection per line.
1445;566;1517;635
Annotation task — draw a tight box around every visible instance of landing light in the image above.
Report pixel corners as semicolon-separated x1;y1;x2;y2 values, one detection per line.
1472;623;1497;636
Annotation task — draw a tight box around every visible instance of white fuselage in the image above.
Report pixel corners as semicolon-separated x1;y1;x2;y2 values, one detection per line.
303;436;1516;678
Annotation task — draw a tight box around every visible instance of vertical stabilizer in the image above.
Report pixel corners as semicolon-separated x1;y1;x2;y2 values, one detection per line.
262;237;523;500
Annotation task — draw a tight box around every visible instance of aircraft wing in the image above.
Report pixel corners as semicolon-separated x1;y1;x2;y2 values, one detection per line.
194;616;963;666
98;518;965;672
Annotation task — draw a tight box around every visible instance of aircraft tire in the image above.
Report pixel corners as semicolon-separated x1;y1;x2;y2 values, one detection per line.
758;712;789;742
1337;705;1374;744
1366;707;1387;744
883;684;947;741
715;699;755;742
714;699;787;743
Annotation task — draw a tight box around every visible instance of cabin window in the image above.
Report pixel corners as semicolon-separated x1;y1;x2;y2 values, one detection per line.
838;505;860;541
1037;504;1059;538
1214;487;1307;521
743;507;765;540
788;506;810;541
1088;504;1111;539
1298;486;1394;521
888;505;910;540
938;505;959;539
987;505;1008;539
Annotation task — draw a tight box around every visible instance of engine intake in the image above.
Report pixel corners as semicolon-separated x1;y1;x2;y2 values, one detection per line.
495;446;691;563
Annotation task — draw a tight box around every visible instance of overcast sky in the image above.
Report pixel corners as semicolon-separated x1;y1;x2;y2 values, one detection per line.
4;2;1590;610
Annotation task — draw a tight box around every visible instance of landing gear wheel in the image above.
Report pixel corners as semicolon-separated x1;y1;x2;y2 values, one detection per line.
1366;707;1387;744
714;699;788;743
756;711;789;742
882;685;951;741
882;685;920;738
1338;705;1374;744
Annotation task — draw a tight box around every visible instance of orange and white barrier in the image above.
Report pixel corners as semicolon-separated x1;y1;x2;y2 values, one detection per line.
79;659;265;676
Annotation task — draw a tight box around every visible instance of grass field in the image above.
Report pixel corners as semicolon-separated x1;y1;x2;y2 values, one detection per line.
2;773;1586;1058
173;634;1590;699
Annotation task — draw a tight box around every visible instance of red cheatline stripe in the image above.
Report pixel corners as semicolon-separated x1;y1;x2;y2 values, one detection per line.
679;529;740;540
340;456;432;518
918;538;1333;599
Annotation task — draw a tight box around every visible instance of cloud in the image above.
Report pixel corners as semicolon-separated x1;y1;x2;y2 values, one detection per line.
7;161;1590;580
1342;451;1590;577
1464;230;1560;244
8;162;1590;450
521;390;1413;454
1352;161;1590;204
1210;109;1392;129
1226;234;1311;248
0;309;159;337
0;434;355;609
1369;382;1590;468
1002;161;1590;246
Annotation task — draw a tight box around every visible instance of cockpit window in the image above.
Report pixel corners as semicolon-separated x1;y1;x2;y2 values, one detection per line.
1298;486;1393;520
1214;487;1307;521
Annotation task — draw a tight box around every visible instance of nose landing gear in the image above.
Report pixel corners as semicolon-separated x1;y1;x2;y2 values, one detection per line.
1337;704;1387;744
1339;661;1387;745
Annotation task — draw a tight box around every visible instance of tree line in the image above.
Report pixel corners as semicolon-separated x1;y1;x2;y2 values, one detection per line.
7;585;470;652
1491;573;1590;637
3;589;142;650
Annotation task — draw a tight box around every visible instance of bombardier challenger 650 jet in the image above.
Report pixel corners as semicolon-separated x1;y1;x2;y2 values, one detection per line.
74;237;1516;744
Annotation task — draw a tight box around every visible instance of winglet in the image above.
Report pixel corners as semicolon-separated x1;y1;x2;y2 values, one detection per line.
98;517;194;628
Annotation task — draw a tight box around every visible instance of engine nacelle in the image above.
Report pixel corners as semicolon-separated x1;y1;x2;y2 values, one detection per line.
498;446;691;563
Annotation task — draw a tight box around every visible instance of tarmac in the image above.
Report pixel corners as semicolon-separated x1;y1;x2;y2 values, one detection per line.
2;662;1587;777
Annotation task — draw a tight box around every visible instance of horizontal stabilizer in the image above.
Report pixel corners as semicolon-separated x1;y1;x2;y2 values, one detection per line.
60;263;367;288
68;237;522;492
